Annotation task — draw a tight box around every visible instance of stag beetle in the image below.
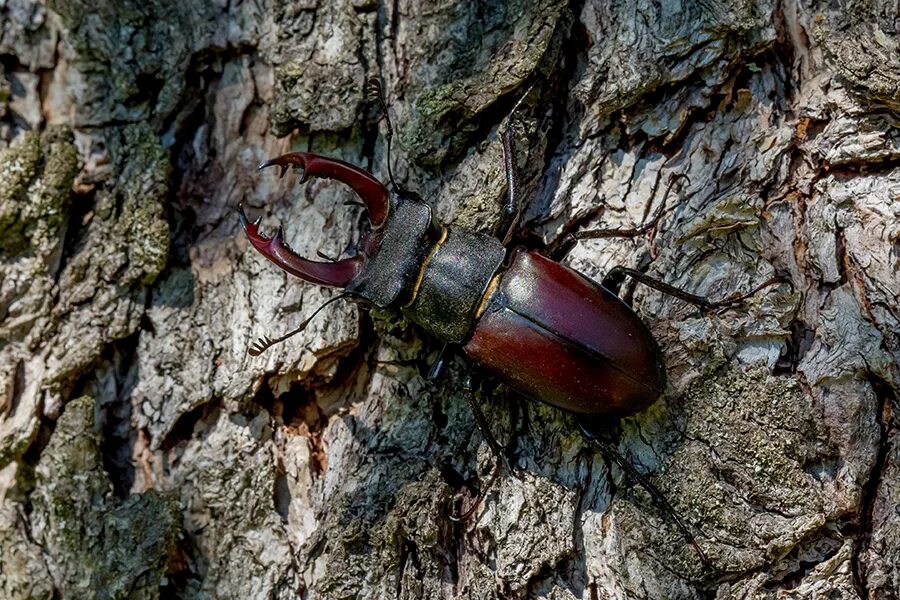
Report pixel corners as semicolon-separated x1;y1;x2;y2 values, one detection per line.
239;81;788;566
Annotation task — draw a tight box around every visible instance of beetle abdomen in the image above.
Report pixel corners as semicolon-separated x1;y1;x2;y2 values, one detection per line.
463;250;666;417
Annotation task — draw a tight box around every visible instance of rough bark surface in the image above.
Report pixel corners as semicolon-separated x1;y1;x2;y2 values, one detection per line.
1;0;898;598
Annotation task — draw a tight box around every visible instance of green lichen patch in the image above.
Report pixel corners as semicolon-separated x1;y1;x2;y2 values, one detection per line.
0;502;55;599
0;127;78;257
31;396;180;600
59;123;170;289
118;124;170;285
648;368;837;572
275;61;307;92
0;131;41;253
31;123;171;412
49;0;221;123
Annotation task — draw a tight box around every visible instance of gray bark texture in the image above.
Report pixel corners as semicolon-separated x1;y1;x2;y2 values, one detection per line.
1;0;898;598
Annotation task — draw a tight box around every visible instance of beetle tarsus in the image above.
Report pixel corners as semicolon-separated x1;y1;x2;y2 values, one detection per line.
544;172;691;260
366;76;399;192
701;274;793;313
572;172;689;243
248;335;275;357
448;462;501;523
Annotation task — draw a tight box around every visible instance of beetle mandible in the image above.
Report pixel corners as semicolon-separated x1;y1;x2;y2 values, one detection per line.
238;79;788;566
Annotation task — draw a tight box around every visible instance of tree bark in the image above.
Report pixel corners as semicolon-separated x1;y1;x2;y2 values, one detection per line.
1;0;898;598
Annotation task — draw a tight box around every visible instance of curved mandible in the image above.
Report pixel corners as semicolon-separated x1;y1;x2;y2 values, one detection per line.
260;152;389;226
238;204;365;288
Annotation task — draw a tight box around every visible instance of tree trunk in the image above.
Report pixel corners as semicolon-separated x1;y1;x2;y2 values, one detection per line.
1;0;898;597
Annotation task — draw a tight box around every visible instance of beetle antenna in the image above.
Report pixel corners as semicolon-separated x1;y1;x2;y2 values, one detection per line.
501;79;538;132
579;424;712;569
248;293;353;357
366;76;398;192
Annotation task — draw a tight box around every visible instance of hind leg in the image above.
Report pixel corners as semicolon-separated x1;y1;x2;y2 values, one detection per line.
447;374;519;522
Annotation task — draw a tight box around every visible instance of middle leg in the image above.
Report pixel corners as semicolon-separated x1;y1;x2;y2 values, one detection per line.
547;173;689;261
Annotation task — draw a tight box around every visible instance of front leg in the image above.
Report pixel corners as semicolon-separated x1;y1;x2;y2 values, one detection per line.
494;83;538;246
495;125;520;246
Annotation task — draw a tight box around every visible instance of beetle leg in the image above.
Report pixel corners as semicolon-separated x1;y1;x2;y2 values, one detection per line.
448;463;502;523
495;82;537;246
365;76;399;192
448;376;518;522
239;204;365;287
427;343;454;381
601;266;791;314
547;174;689;261
579;174;689;241
259;152;390;226
495;124;520;245
579;421;712;569
461;375;510;463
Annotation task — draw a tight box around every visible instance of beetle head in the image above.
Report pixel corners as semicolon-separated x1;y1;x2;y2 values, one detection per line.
239;151;388;289
240;151;439;308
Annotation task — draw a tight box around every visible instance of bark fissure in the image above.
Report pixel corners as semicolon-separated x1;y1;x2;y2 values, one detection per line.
851;372;898;596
